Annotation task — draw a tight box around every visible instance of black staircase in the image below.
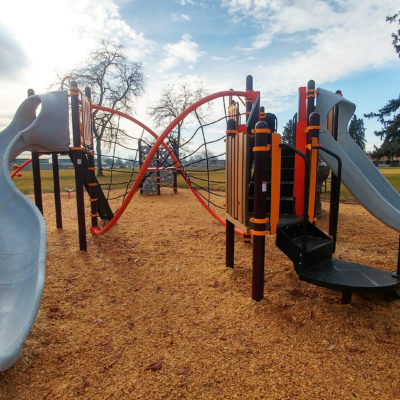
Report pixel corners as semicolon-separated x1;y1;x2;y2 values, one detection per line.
69;151;114;221
275;145;400;301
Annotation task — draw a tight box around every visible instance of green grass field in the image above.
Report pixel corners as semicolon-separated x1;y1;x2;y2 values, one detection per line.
11;167;400;202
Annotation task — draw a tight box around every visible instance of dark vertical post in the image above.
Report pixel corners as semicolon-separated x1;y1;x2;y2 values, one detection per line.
226;118;236;269
85;87;98;231
329;102;340;236
70;81;87;251
226;220;235;268
28;89;43;214
244;75;253;244
156;149;161;195
173;139;178;193
138;139;144;194
246;75;253;118
52;154;62;228
397;235;400;276
306;80;316;124
252;121;269;301
31;153;43;214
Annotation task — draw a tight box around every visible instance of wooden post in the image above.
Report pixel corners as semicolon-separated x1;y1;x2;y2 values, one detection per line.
52;153;62;228
252;121;269;301
70;81;87;251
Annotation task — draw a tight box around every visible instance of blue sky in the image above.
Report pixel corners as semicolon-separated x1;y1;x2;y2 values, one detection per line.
1;0;399;151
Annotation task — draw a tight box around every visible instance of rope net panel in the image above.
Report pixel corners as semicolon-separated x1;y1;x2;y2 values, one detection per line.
91;96;246;229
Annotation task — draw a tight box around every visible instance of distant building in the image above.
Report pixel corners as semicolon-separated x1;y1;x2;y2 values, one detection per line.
10;153;74;170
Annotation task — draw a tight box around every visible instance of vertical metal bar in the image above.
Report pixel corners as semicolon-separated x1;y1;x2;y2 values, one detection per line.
243;75;253;244
307;113;320;222
294;87;307;216
306;80;316;123
85;87;98;230
52;153;62;228
246;75;253;120
27;89;43;214
397;235;400;276
226;118;236;268
71;81;87;251
226;220;235;268
172;138;178;193
31;152;43;214
138;139;143;194
156;149;161;195
329;104;339;236
252;121;268;301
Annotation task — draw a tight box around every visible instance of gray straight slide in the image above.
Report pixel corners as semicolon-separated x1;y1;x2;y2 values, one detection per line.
316;88;400;232
0;91;70;371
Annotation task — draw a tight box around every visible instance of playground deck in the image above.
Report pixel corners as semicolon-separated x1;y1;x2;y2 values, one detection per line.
1;189;399;400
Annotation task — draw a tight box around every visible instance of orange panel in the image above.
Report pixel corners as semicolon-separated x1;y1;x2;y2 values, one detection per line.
270;133;281;234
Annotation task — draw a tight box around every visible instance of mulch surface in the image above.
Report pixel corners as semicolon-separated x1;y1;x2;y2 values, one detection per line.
1;189;399;399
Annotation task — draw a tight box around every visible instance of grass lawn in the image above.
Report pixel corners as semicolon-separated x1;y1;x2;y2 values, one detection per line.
10;166;400;203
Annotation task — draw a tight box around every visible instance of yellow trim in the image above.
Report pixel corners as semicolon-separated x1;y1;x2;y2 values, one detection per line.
226;130;238;134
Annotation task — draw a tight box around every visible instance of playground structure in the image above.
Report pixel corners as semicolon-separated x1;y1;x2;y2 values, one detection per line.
0;76;400;372
138;139;178;195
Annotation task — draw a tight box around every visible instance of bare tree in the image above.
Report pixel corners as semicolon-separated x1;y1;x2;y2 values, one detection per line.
149;82;208;159
63;40;144;175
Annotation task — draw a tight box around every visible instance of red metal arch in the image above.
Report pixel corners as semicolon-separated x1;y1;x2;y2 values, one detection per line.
90;89;250;235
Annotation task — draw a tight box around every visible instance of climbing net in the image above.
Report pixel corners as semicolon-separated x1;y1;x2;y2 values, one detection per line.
91;95;246;226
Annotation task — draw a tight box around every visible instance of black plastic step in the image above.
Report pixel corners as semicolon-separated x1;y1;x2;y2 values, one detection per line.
299;258;400;293
276;221;334;268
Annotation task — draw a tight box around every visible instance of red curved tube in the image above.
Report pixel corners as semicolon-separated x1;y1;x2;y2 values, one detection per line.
87;90;249;235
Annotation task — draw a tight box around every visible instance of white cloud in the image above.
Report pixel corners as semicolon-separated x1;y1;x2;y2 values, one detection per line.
172;13;191;21
161;34;203;70
223;0;399;52
0;0;153;129
219;0;399;106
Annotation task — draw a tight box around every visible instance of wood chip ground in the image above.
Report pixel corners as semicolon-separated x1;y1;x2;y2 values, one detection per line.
1;189;399;399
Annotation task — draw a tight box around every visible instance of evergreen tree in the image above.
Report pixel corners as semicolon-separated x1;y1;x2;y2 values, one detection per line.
348;114;366;150
365;11;400;156
281;118;296;145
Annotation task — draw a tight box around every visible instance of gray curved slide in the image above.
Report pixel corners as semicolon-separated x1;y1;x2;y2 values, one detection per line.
0;91;70;371
316;88;400;232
